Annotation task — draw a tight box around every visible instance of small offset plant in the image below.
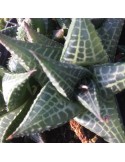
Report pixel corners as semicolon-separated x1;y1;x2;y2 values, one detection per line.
0;18;125;143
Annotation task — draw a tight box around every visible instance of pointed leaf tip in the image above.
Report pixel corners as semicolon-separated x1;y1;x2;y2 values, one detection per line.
23;21;33;42
61;18;108;65
2;70;35;111
77;80;103;121
6;134;13;141
23;21;63;48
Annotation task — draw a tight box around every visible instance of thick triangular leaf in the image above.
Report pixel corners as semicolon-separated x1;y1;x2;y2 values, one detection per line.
0;26;17;37
0;33;62;86
23;21;63;48
30;50;92;99
2;70;35;111
77;80;103;121
0;99;32;142
74;90;125;143
0;106;23;142
16;18;48;40
0;33;62;61
93;62;125;94
61;18;108;66
9;82;85;138
98;18;124;61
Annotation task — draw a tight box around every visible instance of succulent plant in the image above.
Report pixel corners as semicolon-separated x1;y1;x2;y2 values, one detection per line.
0;18;125;143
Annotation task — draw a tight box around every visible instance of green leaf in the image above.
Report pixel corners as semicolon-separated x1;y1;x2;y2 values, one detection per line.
0;33;62;61
77;80;103;121
2;70;35;111
30;50;92;99
0;33;62;86
98;18;124;61
0;99;32;142
0;26;17;37
0;106;23;142
61;18;108;66
74;92;125;143
93;62;125;94
23;21;63;47
9;82;85;138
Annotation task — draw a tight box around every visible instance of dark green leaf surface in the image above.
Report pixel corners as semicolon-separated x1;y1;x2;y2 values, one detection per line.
10;82;85;137
0;33;62;61
0;103;24;142
0;99;32;142
98;18;124;61
61;18;108;66
94;62;125;94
